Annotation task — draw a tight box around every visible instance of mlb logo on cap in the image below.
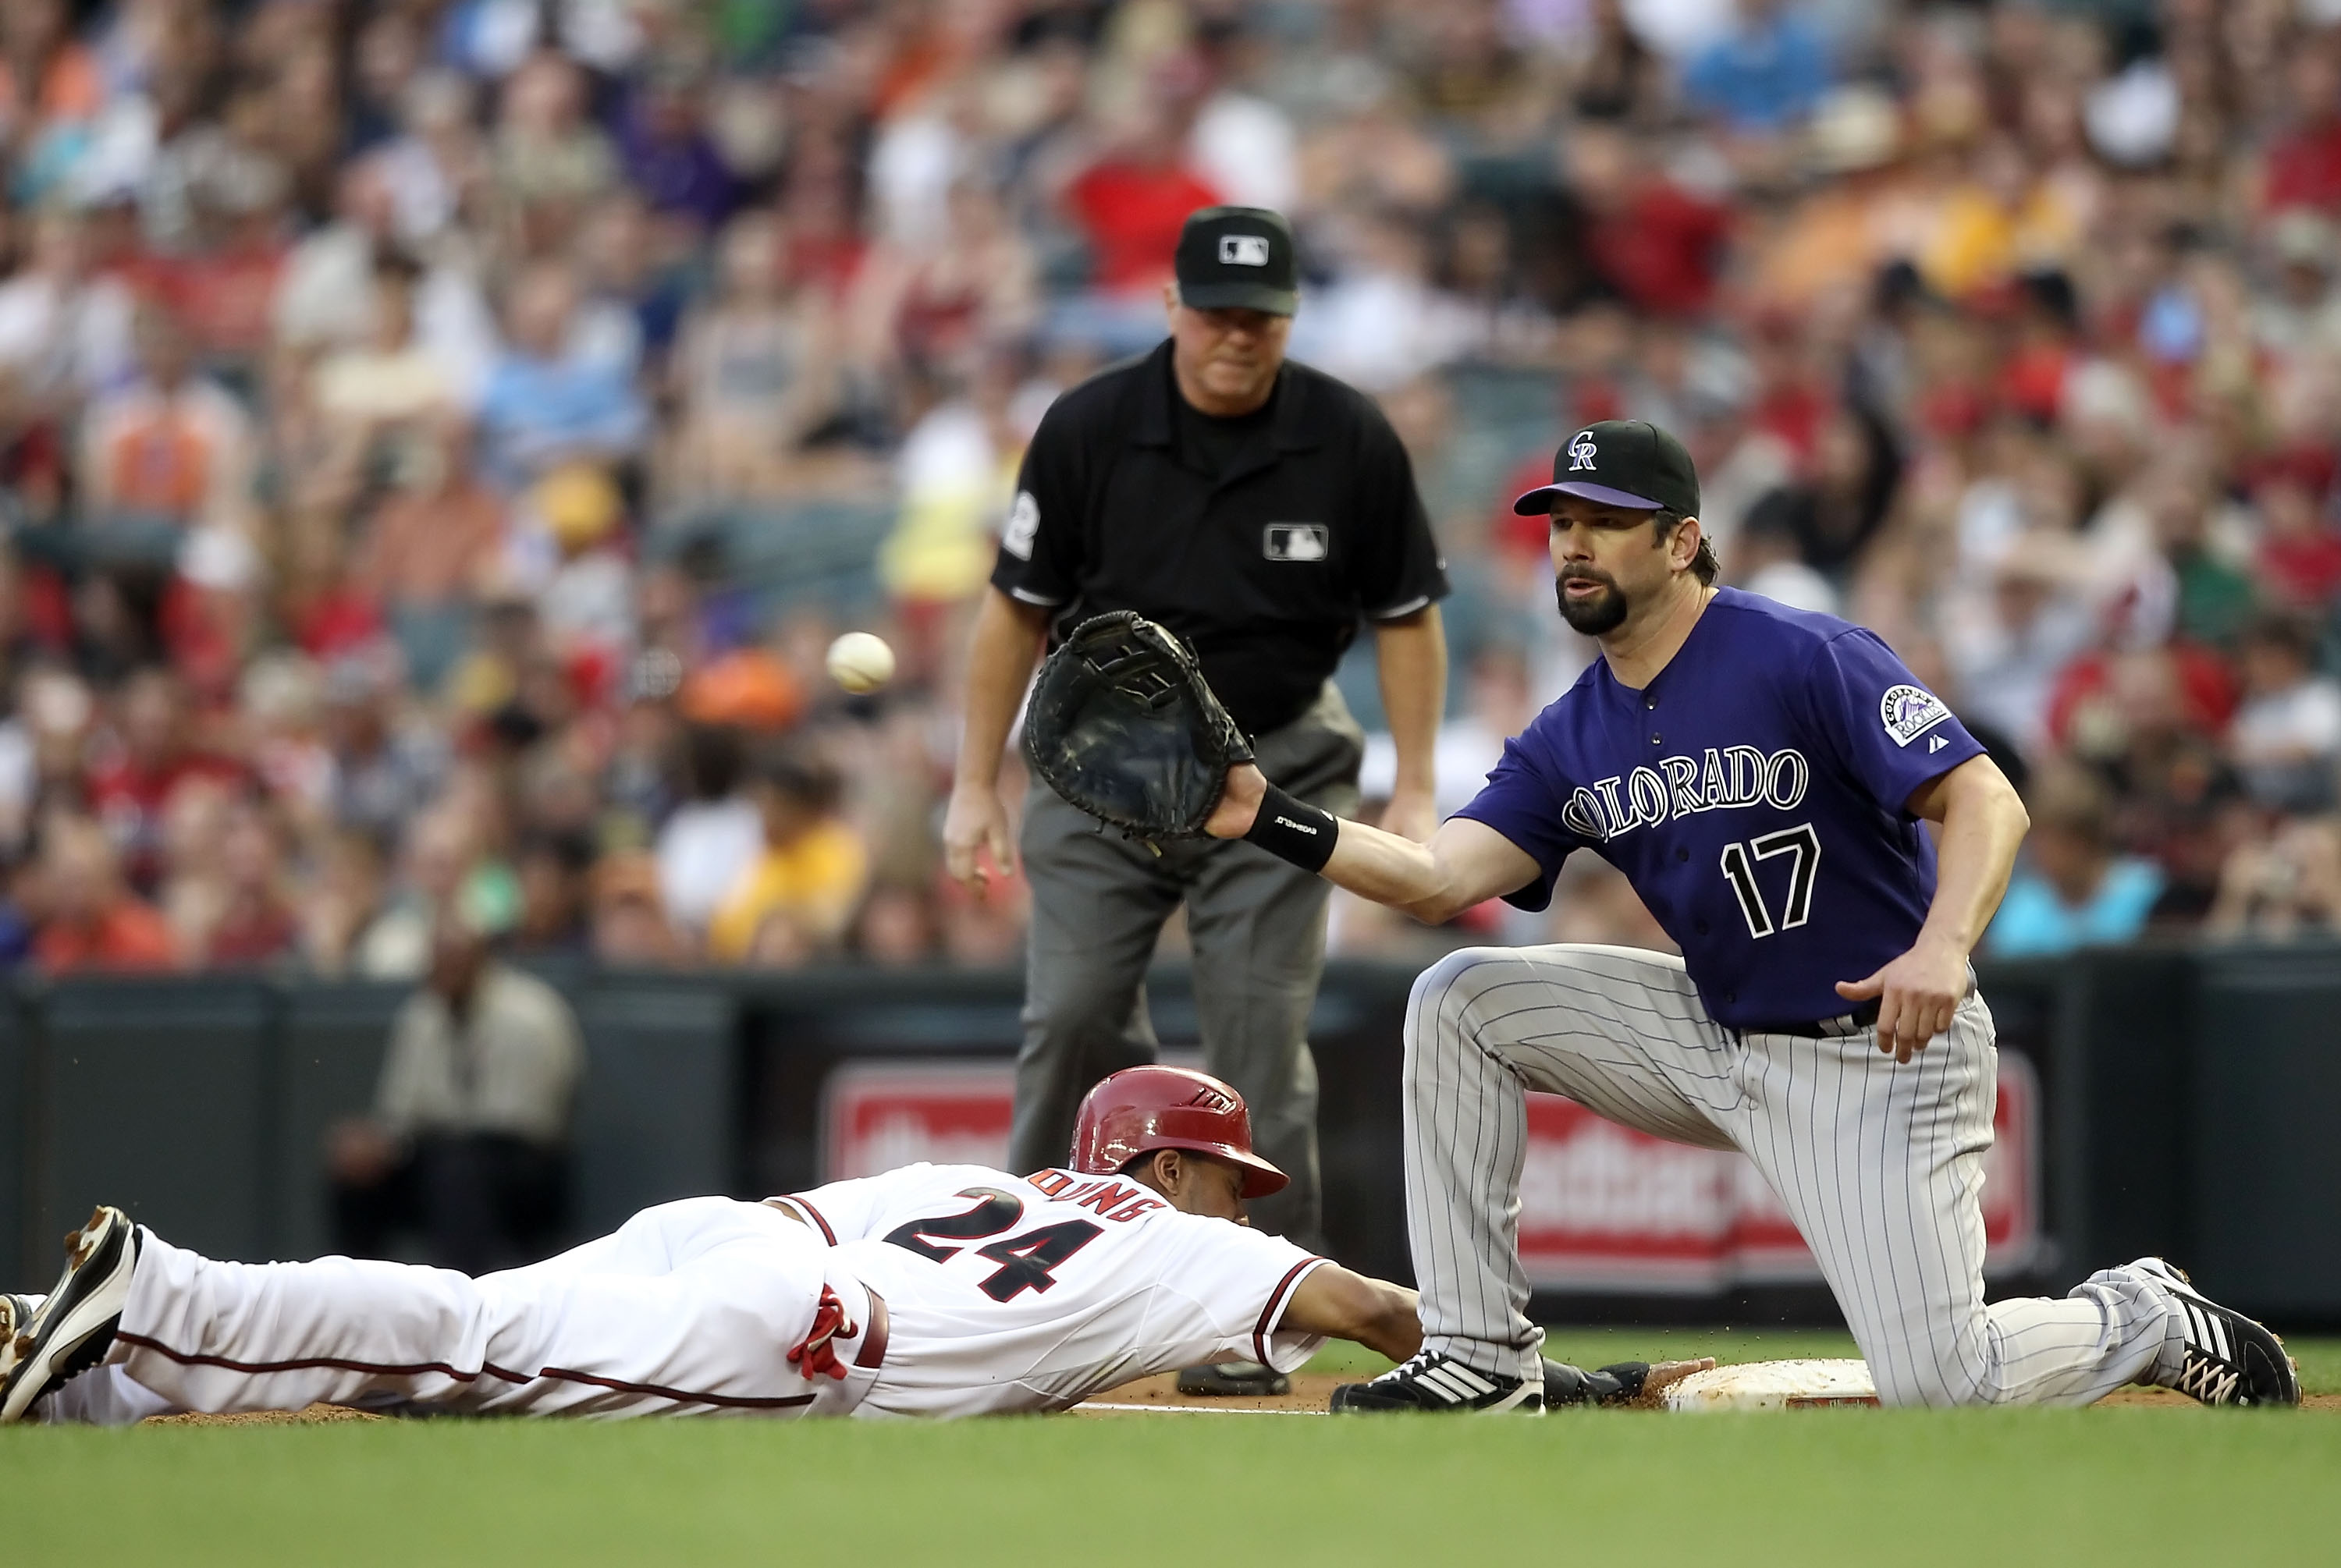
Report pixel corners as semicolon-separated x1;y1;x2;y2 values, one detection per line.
1176;207;1300;314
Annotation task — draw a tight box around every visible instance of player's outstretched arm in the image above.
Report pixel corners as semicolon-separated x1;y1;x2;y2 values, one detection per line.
1280;1265;1423;1364
1204;762;1539;924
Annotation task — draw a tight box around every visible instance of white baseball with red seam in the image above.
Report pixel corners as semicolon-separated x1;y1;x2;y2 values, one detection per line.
826;632;896;694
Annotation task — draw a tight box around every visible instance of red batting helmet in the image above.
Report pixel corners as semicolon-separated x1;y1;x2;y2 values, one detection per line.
1069;1066;1289;1198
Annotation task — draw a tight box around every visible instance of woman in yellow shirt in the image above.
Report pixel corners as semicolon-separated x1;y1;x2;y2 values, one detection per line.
706;748;871;963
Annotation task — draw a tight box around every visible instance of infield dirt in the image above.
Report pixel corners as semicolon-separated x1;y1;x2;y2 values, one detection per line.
141;1376;2339;1423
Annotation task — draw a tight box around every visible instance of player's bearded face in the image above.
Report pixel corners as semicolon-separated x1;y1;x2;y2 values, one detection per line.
1554;563;1630;634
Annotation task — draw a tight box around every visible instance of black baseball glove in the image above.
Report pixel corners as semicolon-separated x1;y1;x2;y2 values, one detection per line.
1022;612;1254;843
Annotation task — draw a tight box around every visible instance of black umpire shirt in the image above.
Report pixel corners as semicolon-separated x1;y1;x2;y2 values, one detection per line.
990;340;1450;737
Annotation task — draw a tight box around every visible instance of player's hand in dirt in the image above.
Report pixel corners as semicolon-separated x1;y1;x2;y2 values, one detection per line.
1203;762;1267;839
1835;935;1968;1064
943;782;1016;894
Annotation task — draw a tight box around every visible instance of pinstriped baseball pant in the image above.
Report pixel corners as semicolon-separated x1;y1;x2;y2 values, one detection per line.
1404;944;2186;1407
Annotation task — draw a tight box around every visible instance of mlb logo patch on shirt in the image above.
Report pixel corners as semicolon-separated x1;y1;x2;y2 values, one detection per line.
1263;523;1329;562
1219;234;1273;266
1880;683;1952;747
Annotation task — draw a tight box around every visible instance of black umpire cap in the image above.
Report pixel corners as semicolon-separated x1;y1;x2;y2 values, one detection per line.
1175;207;1299;316
1513;420;1701;516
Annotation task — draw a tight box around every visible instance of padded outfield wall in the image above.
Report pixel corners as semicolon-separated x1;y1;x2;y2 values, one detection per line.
0;946;2334;1325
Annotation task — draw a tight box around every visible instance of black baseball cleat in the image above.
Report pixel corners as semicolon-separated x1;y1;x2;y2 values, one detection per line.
1177;1360;1291;1397
2133;1258;2300;1409
1;1207;141;1424
1330;1350;1542;1414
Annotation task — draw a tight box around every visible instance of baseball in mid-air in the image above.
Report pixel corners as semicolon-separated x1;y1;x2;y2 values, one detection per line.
826;631;896;694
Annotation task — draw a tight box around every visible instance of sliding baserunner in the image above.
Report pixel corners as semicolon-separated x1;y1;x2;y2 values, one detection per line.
1;1065;1699;1423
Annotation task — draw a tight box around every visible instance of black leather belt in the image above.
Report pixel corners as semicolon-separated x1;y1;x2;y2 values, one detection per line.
854;1286;890;1371
1739;999;1881;1039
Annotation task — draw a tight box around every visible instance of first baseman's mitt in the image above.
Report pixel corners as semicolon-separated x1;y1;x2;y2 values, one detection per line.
1022;612;1254;843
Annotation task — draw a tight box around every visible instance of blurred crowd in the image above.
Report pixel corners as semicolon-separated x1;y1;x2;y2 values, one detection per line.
0;0;2336;977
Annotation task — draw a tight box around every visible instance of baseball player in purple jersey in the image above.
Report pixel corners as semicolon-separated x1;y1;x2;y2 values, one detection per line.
1202;420;2300;1412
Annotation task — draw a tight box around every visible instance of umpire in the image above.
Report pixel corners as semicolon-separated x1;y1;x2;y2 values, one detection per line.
946;207;1450;1268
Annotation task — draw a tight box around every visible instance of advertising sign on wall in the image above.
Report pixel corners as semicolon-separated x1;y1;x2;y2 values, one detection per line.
1515;1052;2041;1291
821;1052;2040;1294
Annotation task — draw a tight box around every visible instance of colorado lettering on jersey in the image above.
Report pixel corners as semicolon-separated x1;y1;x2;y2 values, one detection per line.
1561;746;1810;843
1026;1170;1167;1223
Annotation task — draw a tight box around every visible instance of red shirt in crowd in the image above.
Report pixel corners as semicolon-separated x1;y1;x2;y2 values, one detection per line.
87;750;247;827
2264;116;2341;212
1066;160;1223;293
1584;184;1732;318
2260;532;2341;607
204;900;301;967
36;900;178;975
2044;640;2241;751
154;239;289;363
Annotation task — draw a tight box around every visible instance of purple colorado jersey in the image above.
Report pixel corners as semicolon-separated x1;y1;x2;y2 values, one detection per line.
1453;588;1983;1028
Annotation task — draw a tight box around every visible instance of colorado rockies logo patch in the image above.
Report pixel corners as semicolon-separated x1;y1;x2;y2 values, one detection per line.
1567;430;1598;471
1880;684;1952;747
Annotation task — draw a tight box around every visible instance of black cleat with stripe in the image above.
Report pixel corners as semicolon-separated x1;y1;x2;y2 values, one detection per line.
0;1207;140;1424
2135;1258;2300;1409
1330;1350;1542;1414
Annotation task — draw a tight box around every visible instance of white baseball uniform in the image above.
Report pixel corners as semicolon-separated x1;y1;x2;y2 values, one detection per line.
50;1164;1329;1424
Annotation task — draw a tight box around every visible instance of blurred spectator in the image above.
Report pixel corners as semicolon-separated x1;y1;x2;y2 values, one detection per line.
1987;767;2163;958
1682;0;1832;135
77;300;253;537
2207;814;2341;941
491;51;616;235
328;917;581;1272
515;461;635;663
1064;98;1222;298
86;665;243;885
350;423;507;693
31;813;176;974
511;831;592;959
1568;122;1732;319
309;252;464;495
475;261;647;491
199;798;301;967
1729;503;1839;615
2228;613;2341;813
354;807;474;978
706;744;869;964
590;849;684;965
670;211;838;500
616;62;737;232
654;722;762;938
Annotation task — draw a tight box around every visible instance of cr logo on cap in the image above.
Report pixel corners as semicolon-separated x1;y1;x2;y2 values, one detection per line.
1568;429;1598;471
1219;234;1272;267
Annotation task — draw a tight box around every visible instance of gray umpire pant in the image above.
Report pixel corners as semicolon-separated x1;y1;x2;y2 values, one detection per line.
1009;682;1363;1248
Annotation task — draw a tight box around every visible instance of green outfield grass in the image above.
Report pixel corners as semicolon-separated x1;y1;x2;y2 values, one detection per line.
6;1335;2334;1568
